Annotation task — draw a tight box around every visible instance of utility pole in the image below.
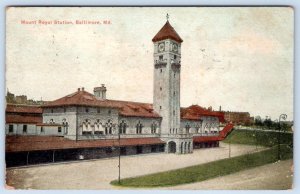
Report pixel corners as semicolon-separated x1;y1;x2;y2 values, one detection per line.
118;129;121;184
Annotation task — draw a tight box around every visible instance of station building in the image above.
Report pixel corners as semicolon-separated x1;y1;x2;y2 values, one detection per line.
5;19;234;167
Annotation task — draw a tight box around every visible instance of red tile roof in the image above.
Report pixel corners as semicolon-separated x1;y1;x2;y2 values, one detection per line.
5;104;42;124
6;115;42;124
6;104;42;114
193;123;234;142
107;100;161;118
181;105;225;122
5;136;165;152
42;90;161;118
152;21;183;43
42;90;121;109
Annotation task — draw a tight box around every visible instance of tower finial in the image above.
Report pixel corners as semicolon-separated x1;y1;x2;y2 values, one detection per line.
166;13;169;21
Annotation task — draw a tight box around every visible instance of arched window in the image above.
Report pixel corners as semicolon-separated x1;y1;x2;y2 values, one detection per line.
185;123;190;134
105;119;113;134
136;121;143;134
195;124;200;134
119;120;127;134
62;118;68;134
151;122;157;134
82;119;92;135
94;120;104;135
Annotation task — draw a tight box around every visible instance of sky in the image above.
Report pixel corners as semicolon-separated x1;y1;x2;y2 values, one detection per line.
6;7;294;120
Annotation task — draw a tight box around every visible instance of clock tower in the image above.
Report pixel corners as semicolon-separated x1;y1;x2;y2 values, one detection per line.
152;19;183;136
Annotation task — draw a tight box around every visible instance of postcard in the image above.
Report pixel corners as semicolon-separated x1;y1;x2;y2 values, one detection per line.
5;7;293;190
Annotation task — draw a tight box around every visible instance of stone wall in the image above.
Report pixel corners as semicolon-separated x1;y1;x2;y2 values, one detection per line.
5;123;36;135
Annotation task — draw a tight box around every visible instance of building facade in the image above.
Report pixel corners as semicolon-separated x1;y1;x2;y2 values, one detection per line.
6;19;234;166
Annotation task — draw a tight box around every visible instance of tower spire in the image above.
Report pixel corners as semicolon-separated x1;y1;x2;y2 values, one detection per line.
166;13;169;21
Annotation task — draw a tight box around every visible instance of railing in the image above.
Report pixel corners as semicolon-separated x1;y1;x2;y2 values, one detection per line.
160;133;193;138
76;133;160;140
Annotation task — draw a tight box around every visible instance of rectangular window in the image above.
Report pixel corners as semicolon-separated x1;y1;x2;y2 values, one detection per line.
23;125;27;133
108;110;111;115
159;55;163;60
160;106;162;110
85;108;89;113
41;127;44;133
64;108;66;113
97;108;100;113
9;125;13;133
58;127;62;133
174;55;177;59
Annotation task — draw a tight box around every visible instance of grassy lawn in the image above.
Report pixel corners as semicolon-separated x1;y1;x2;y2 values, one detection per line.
223;129;293;147
111;144;293;187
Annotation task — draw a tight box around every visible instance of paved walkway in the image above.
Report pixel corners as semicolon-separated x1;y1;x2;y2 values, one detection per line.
6;143;268;189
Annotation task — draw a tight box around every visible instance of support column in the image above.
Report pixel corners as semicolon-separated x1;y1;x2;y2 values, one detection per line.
52;150;55;163
26;151;29;165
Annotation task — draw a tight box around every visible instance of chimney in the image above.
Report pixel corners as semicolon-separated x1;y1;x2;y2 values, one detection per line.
219;106;222;111
78;88;80;92
81;87;85;91
94;84;107;100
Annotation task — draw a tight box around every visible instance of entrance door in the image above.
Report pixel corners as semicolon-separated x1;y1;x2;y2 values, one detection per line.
168;141;176;153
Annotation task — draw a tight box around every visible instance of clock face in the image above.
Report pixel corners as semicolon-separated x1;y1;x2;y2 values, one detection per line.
172;43;178;52
158;43;165;52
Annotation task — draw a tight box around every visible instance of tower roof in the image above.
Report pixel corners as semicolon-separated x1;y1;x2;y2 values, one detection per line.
152;21;183;43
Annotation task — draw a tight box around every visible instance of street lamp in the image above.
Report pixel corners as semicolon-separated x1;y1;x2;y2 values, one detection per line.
277;114;287;160
228;138;231;158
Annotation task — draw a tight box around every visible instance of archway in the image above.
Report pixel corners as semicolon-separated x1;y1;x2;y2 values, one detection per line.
180;142;184;154
168;141;176;153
